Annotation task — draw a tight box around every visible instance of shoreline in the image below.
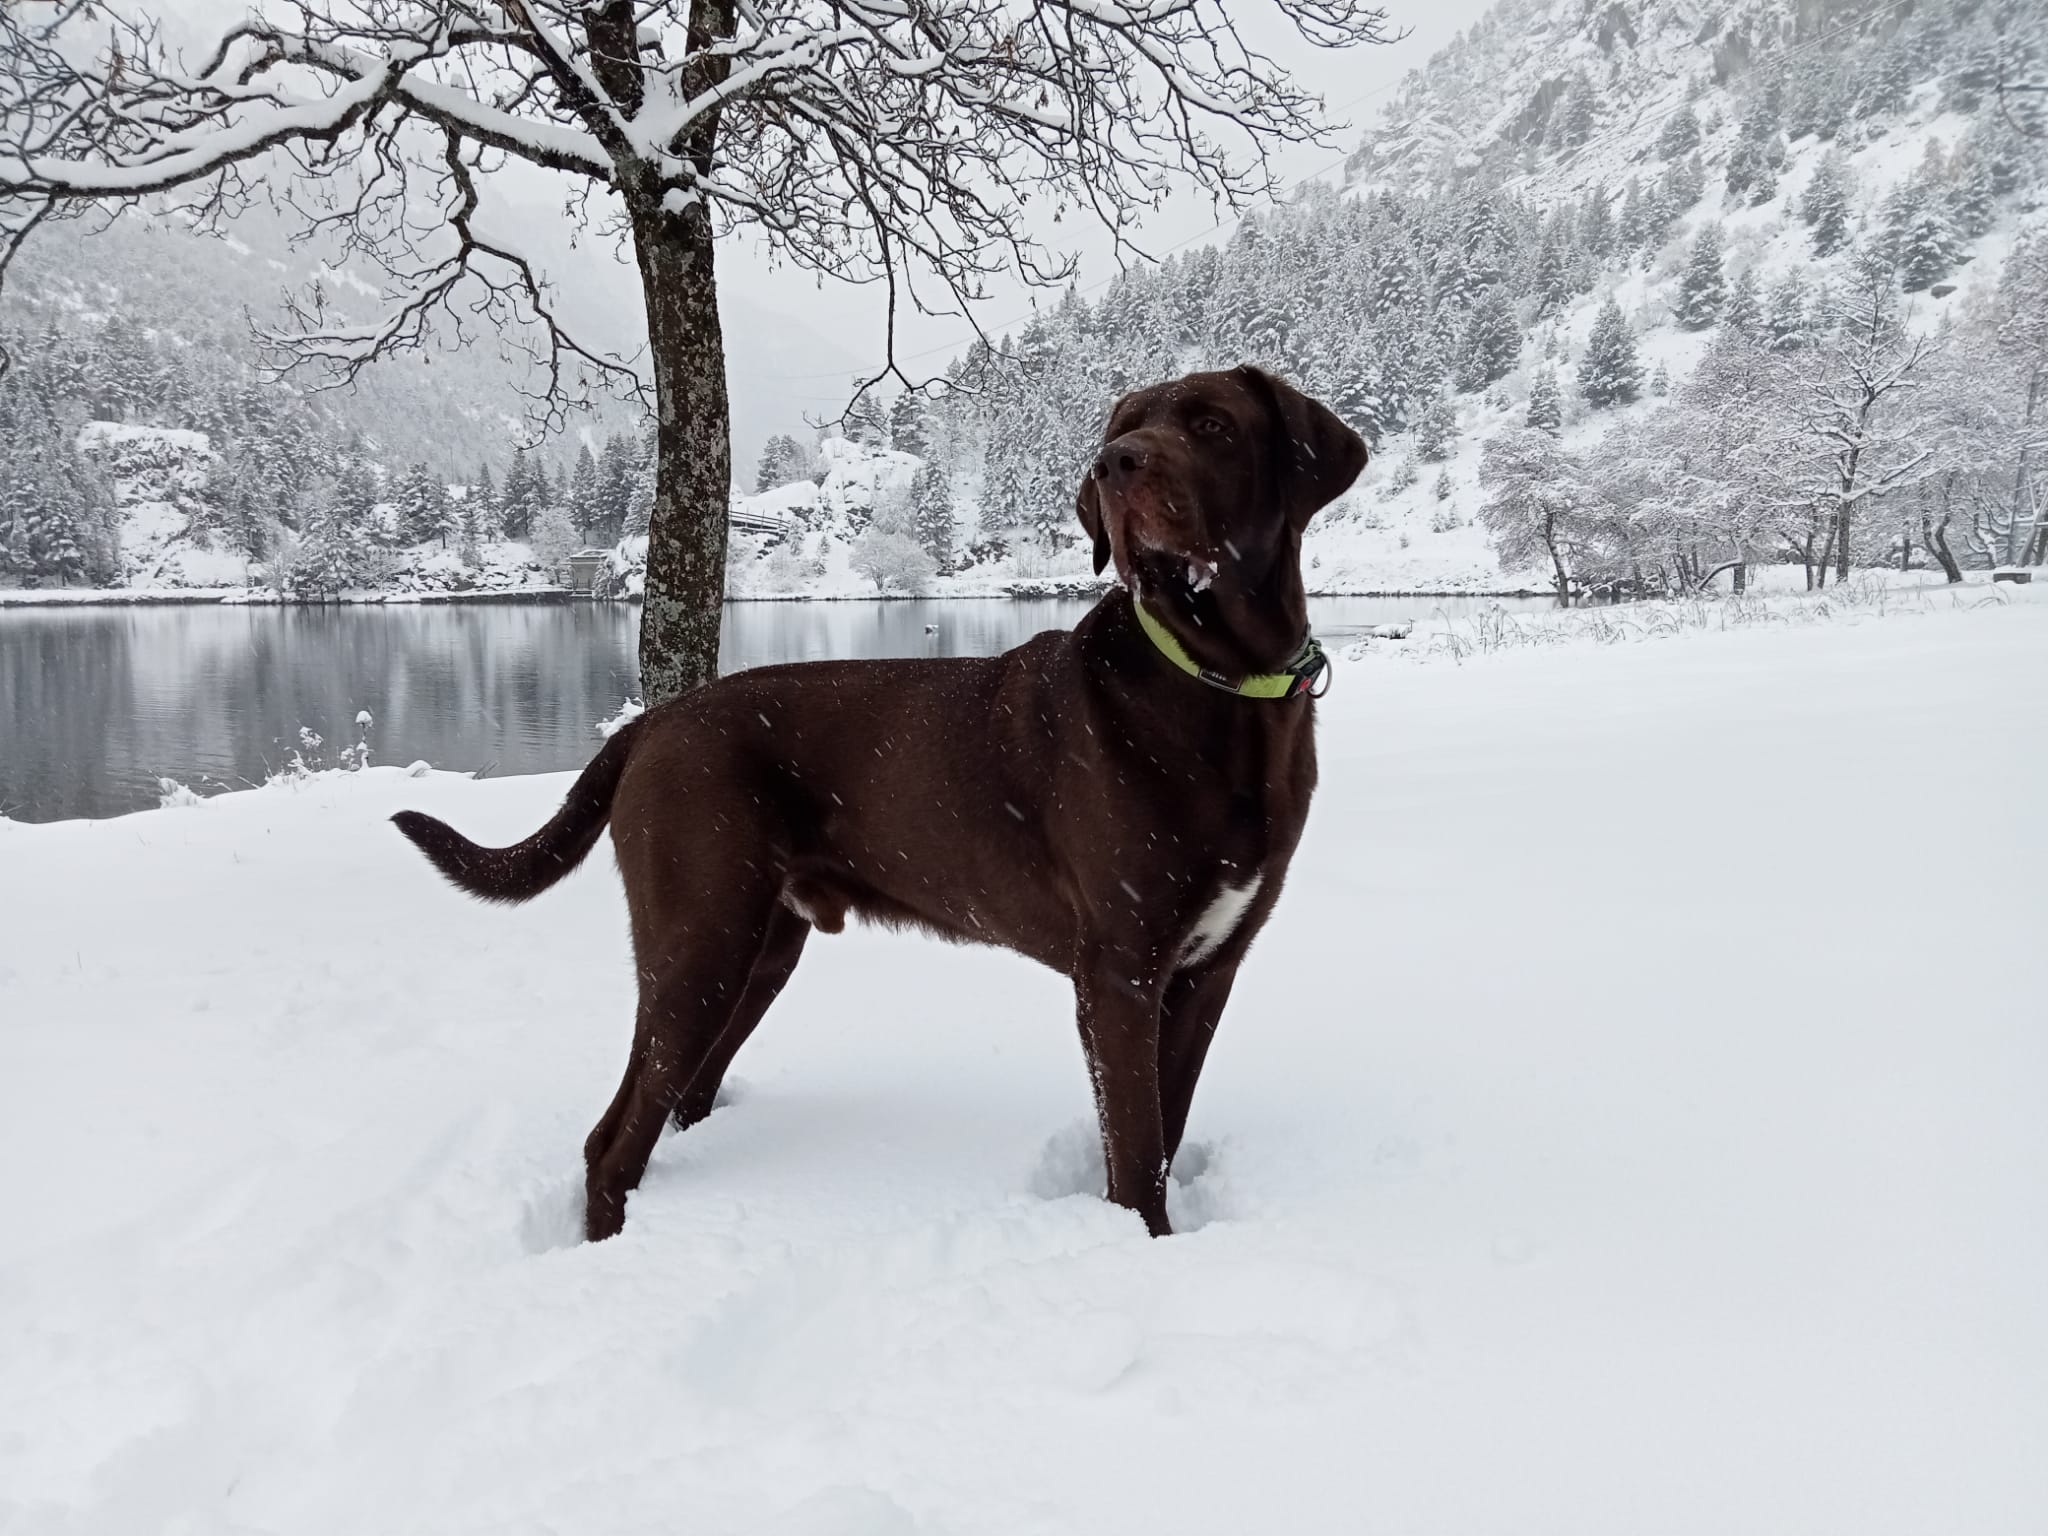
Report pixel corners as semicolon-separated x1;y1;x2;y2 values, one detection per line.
0;584;1552;610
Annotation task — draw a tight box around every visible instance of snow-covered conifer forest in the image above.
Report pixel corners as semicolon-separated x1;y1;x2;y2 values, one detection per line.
3;0;2044;601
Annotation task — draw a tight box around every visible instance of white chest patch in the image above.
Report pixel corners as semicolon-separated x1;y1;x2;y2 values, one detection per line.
1178;875;1263;969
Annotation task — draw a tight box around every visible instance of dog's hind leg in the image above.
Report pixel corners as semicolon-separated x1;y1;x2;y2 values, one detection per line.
669;902;811;1131
583;900;780;1242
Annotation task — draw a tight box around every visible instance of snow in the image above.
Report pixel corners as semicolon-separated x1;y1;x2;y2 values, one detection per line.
4;595;2043;1533
74;422;212;457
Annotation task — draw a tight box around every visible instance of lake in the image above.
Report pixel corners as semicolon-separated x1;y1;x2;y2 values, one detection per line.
0;595;1537;823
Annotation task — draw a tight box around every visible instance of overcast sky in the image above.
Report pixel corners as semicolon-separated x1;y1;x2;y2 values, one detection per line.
155;0;1500;417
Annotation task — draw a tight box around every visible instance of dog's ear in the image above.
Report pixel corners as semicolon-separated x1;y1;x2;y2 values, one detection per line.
1075;473;1110;576
1235;364;1369;529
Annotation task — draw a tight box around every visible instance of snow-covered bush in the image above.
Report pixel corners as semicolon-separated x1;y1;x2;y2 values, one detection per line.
528;506;581;582
850;528;936;594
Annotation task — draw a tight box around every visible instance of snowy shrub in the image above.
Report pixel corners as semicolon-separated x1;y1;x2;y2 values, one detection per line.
270;721;372;785
156;778;203;809
527;506;581;581
758;543;814;593
1430;504;1461;534
850;529;936;594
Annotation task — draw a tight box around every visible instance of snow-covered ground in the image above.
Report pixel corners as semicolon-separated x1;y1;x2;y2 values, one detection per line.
3;595;2043;1534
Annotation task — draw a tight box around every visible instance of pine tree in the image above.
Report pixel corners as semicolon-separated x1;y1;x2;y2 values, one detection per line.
1526;368;1563;435
1663;154;1706;211
908;463;954;570
1415;393;1457;462
624;421;657;537
394;462;444;545
1455;288;1520;392
331;457;379;540
754;433;808;492
889;392;933;458
1577;187;1616;263
569;444;600;539
1530;234;1571;316
1657;106;1701;158
1553;75;1597;148
37;494;87;586
499;447;539;540
1370;243;1424;317
596;433;636;541
1577;298;1643;408
1723;267;1764;336
1637;177;1676;252
1765;271;1811;351
1897;208;1961;291
1724;136;1765;204
1676;224;1726;329
1616;177;1649;252
840;386;888;447
219;453;269;561
1985;119;2029;196
453;486;483;560
472;462;499;541
1801;157;1851;256
1945;143;1995;240
289;478;366;594
1856;43;1911;119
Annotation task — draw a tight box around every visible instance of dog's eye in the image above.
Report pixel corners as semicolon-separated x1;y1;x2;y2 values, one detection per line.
1192;416;1227;438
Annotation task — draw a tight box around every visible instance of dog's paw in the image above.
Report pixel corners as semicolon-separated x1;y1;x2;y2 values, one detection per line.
1026;1123;1233;1232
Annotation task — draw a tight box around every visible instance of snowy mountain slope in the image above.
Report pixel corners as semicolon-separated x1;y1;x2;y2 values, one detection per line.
3;208;603;478
3;594;2041;1532
906;0;2046;593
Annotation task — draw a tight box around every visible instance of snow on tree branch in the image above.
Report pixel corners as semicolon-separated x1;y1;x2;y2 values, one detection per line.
2;0;1393;395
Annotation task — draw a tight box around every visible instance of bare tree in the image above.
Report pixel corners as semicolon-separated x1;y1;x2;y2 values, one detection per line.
1478;428;1594;608
1990;231;2048;565
1;0;1393;698
1780;257;1938;584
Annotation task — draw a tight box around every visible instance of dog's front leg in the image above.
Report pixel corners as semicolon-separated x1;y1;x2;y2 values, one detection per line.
1074;955;1171;1237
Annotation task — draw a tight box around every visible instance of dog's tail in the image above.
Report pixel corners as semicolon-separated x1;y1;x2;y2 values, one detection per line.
391;718;642;905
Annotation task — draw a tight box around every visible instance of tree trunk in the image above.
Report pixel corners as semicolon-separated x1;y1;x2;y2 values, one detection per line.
1924;512;1963;584
1542;517;1570;608
633;203;732;705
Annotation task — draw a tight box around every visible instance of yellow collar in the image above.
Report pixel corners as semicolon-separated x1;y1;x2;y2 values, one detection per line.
1133;599;1330;700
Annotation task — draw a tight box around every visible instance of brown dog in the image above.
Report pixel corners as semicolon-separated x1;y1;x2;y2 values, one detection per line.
394;366;1367;1240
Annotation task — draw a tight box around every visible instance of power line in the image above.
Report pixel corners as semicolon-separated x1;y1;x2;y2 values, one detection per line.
734;0;1923;387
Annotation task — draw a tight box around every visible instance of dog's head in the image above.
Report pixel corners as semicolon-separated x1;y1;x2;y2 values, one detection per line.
1075;366;1367;614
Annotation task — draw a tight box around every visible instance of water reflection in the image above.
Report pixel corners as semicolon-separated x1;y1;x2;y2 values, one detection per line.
1;594;1536;822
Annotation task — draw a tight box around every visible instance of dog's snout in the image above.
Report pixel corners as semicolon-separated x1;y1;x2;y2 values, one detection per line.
1093;438;1147;487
